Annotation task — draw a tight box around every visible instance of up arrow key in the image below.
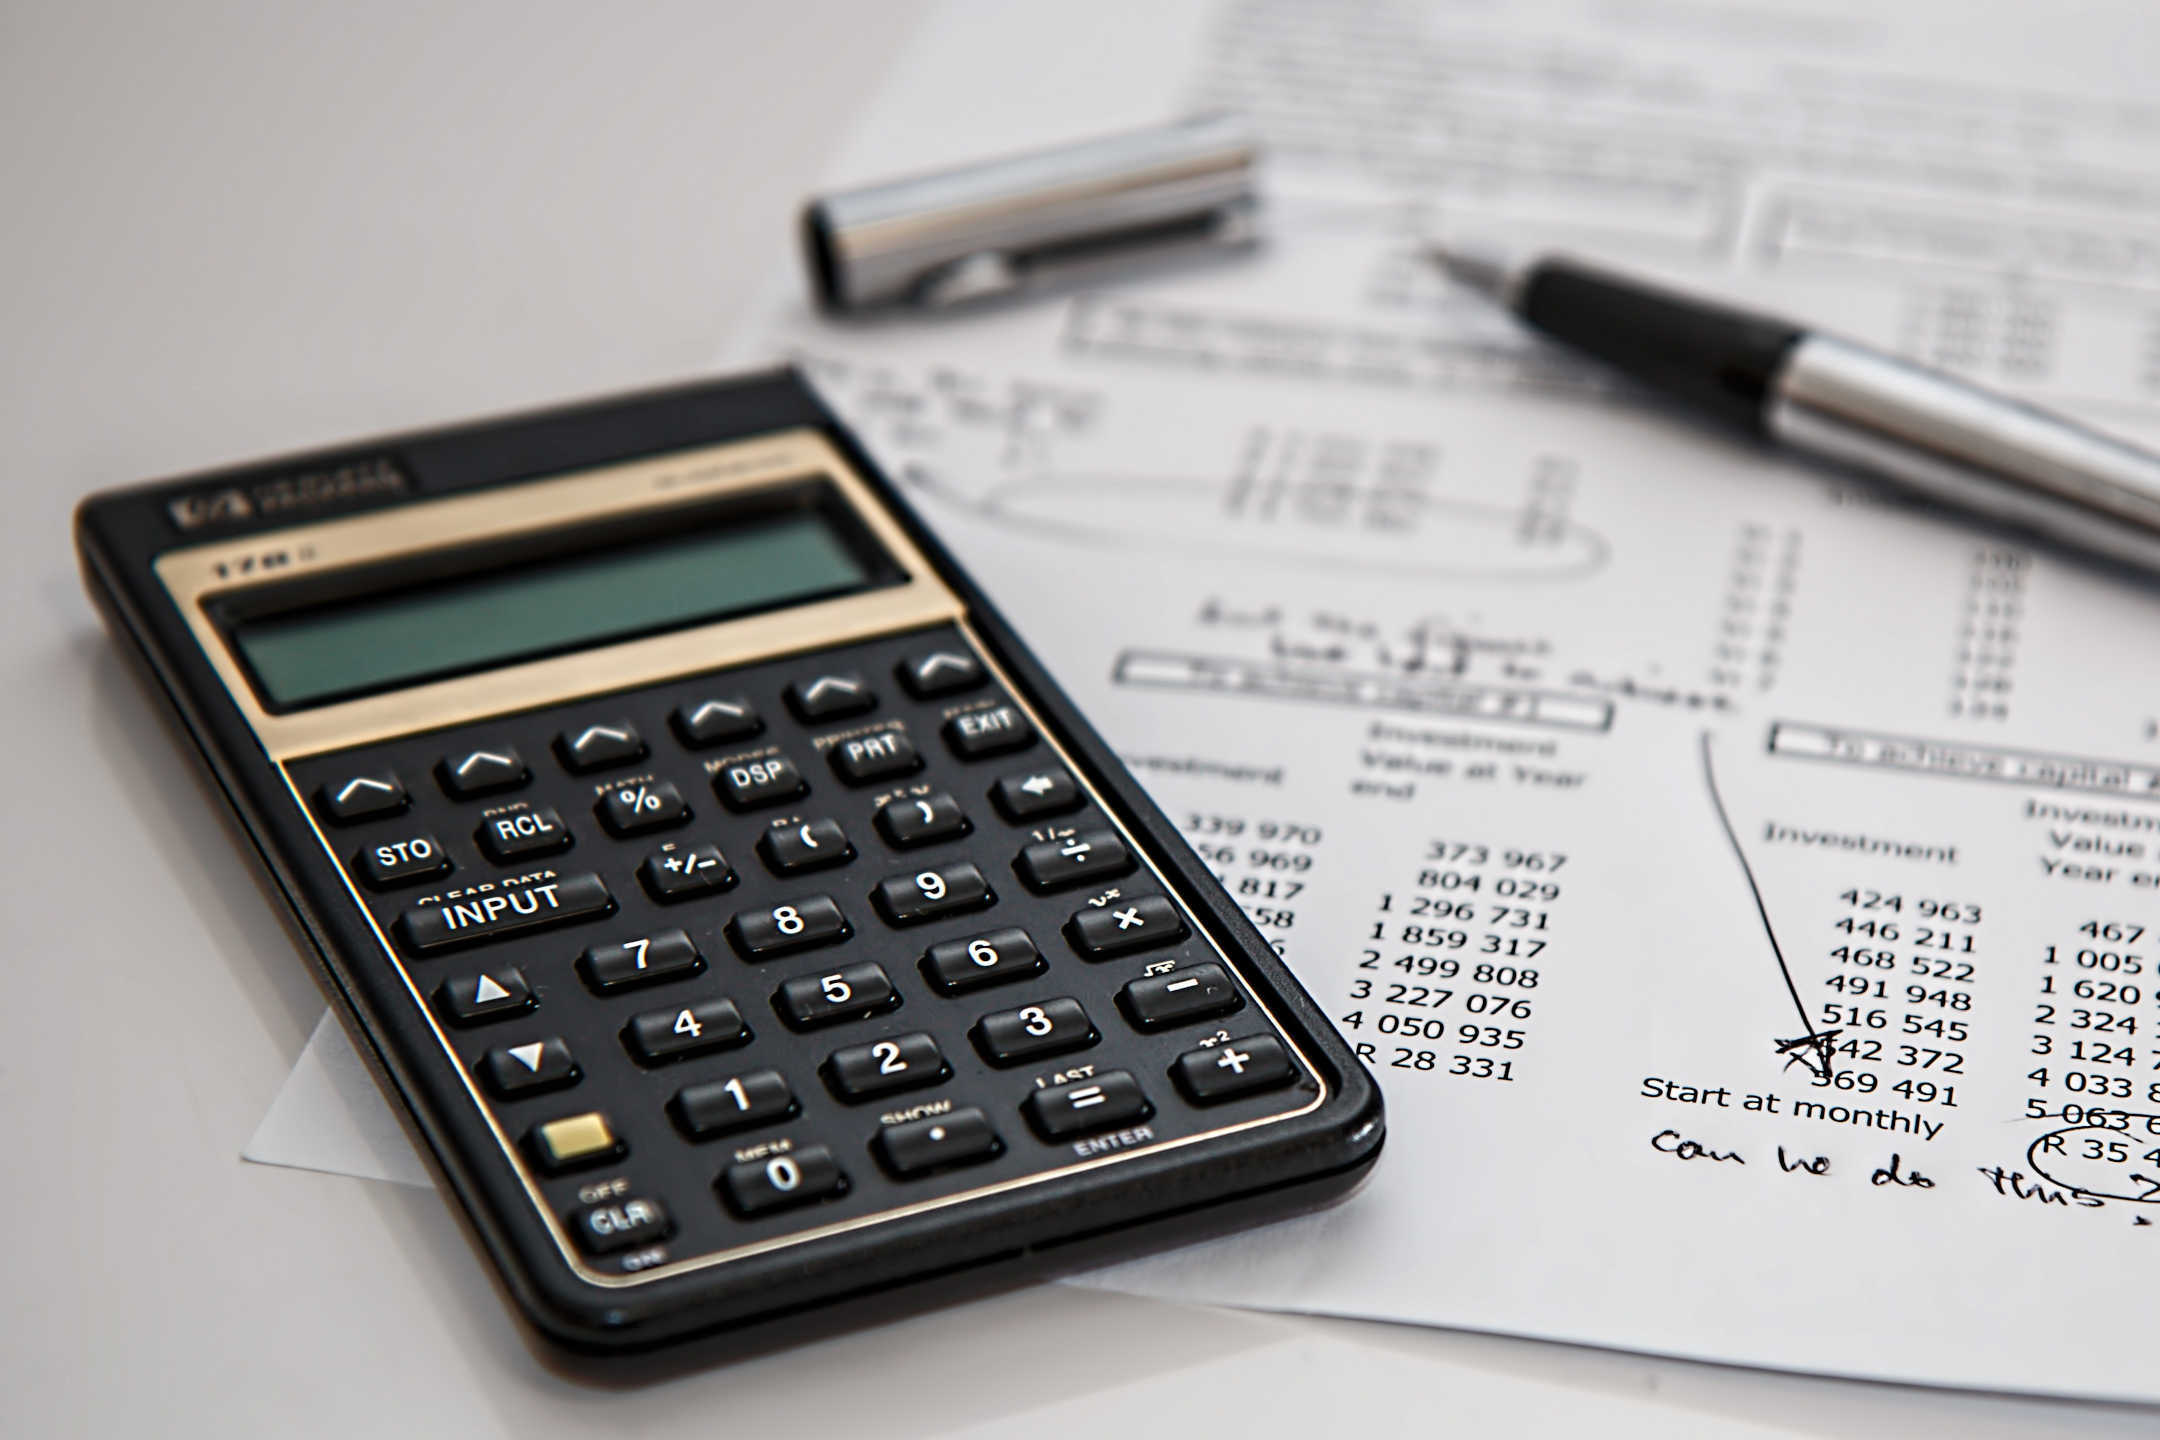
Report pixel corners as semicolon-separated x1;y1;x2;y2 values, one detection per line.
899;647;984;698
473;974;511;1004
481;1037;578;1096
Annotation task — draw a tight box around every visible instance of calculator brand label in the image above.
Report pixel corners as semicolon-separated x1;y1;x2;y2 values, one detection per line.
165;454;409;532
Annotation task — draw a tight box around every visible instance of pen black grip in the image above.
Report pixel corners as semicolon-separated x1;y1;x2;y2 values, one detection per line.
1520;260;1803;434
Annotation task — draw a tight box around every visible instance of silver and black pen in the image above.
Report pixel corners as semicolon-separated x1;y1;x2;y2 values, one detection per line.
1431;244;2160;576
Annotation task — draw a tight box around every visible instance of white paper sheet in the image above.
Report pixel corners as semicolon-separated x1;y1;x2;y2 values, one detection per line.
714;0;2160;1403
250;0;2160;1407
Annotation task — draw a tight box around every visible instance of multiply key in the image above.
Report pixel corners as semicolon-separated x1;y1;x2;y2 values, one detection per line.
1067;894;1186;959
395;872;615;953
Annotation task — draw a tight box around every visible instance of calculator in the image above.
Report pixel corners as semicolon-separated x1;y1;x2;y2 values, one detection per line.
75;371;1383;1352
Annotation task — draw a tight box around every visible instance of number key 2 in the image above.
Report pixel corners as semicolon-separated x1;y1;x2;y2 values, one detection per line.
825;1032;949;1101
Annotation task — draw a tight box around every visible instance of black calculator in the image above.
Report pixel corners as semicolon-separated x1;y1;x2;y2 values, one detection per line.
75;370;1382;1352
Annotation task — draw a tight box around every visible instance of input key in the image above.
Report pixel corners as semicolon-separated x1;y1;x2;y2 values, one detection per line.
395;872;615;954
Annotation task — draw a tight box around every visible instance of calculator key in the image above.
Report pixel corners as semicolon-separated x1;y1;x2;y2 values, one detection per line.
578;929;703;993
828;730;922;785
875;1107;1002;1177
872;862;994;926
726;895;850;959
824;1032;950;1101
786;673;875;722
434;966;535;1026
897;648;985;698
1119;963;1243;1030
353;832;452;889
556;720;647;773
395;872;615;953
1022;1070;1152;1140
720;1146;846;1217
973;998;1098;1066
317;772;408;824
439;746;530;799
625;998;749;1064
922;928;1045;994
775;962;898;1029
1015;828;1134;891
1172;1035;1297;1105
673;696;763;747
673;1068;798;1138
875;791;971;849
570;1195;672;1256
596;778;690;836
758;819;854;874
638;841;735;902
476;806;572;863
944;704;1034;760
530;1112;622;1173
990;766;1081;821
714;754;808;811
1068;895;1187;959
479;1037;580;1098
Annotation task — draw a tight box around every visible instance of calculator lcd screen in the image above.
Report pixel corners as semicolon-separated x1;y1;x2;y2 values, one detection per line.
226;504;881;710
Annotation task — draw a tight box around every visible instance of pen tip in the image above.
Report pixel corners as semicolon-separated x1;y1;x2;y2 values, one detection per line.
1425;240;1525;308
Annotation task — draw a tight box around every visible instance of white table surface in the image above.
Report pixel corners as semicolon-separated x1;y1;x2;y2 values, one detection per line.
6;5;2156;1434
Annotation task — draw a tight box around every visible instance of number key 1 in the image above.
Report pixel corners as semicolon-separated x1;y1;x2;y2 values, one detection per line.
672;1068;798;1139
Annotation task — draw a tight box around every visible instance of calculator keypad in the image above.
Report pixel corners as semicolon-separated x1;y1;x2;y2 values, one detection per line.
289;624;1318;1279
